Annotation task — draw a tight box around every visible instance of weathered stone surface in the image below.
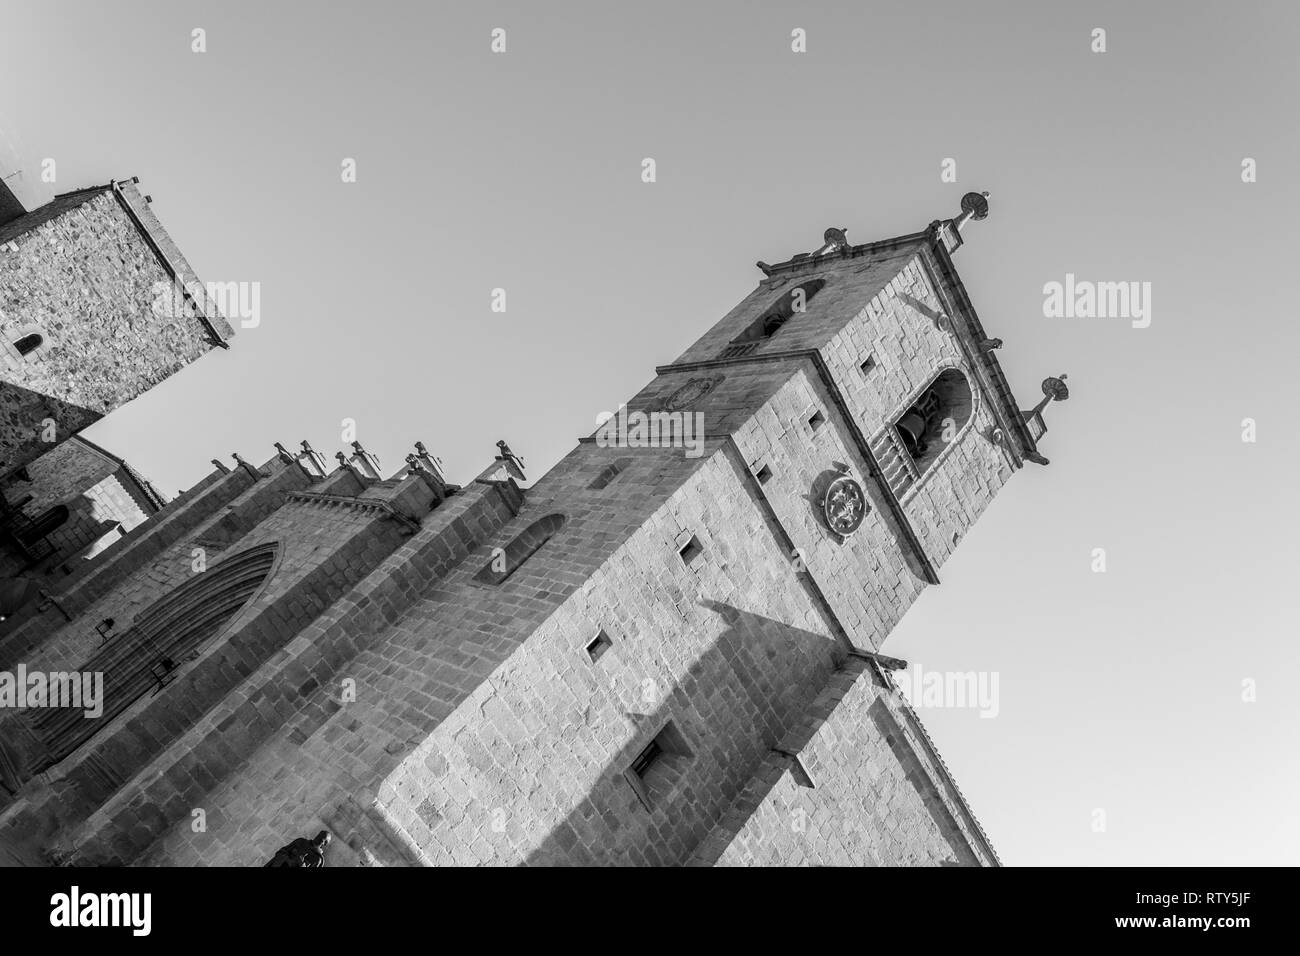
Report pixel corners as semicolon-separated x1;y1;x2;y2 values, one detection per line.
0;212;1036;868
0;183;230;477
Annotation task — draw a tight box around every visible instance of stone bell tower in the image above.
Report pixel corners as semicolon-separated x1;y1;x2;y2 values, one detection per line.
0;192;1067;867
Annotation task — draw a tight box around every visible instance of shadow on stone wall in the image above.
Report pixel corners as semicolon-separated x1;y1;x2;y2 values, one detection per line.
519;601;842;866
0;381;101;478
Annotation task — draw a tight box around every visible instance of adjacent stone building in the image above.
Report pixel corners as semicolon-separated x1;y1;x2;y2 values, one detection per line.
0;174;1067;866
0;140;231;620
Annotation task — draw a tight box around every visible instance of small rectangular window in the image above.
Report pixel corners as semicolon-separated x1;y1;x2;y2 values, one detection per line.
860;354;876;373
754;463;772;485
678;534;703;566
625;721;692;811
630;739;663;779
807;409;825;432
585;629;613;662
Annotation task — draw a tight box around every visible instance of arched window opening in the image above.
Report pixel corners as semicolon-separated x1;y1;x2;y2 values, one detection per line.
14;333;43;356
27;540;278;769
872;369;974;497
721;279;827;357
588;458;633;491
474;514;567;586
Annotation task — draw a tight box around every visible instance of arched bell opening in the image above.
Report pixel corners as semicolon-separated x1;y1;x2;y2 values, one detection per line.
892;368;974;477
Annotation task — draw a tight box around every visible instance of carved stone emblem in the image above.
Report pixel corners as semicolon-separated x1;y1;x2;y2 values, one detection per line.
664;375;722;412
822;475;867;536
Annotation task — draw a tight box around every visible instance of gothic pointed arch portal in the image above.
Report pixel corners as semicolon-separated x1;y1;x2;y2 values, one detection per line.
0;541;279;792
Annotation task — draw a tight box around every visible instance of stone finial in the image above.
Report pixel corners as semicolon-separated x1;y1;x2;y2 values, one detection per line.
295;440;328;478
495;440;526;481
413;442;449;484
811;227;850;258
978;337;1003;352
273;442;295;465
348;441;382;480
1021;374;1069;465
1029;373;1070;416
405;450;452;502
954;191;991;232
232;453;265;479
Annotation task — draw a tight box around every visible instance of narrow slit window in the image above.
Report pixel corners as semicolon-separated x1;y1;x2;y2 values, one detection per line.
588;457;632;491
678;534;703;566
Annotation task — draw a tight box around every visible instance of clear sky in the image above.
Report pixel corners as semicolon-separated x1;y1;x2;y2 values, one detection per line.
3;0;1297;865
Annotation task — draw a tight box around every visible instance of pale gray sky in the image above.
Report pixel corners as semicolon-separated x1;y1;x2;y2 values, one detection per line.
3;0;1297;865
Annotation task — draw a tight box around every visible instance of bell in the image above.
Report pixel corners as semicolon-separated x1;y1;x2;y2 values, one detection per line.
896;411;927;456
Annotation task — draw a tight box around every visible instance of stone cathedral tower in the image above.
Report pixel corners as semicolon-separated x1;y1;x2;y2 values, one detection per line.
0;190;1066;867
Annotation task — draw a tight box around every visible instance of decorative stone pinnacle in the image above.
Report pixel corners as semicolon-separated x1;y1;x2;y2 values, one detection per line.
955;190;990;230
1041;373;1069;403
348;442;382;479
1021;373;1069;465
232;452;265;479
978;337;1003;352
495;440;526;480
1028;373;1070;418
294;441;328;478
811;227;850;258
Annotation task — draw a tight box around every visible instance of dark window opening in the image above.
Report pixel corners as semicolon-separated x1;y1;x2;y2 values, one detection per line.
14;504;68;546
891;368;974;475
807;409;825;432
754;463;772;485
678;534;703;567
726;278;826;350
585;629;613;662
588;457;633;491
630;739;663;779
625;721;693;811
14;333;43;356
860;354;876;373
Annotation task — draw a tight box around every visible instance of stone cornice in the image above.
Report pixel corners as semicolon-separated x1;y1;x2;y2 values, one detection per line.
284;491;421;533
